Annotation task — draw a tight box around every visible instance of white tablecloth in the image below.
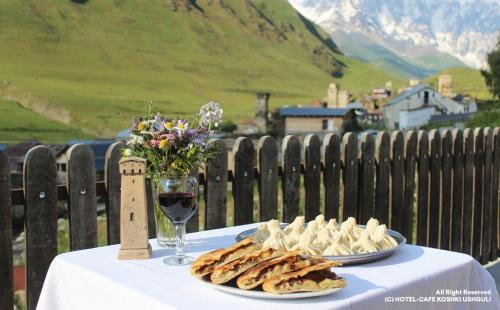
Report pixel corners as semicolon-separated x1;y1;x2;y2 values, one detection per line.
38;223;499;310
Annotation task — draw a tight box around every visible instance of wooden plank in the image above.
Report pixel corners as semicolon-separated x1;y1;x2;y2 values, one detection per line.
358;133;375;224
23;146;58;310
186;167;200;233
472;128;484;261
0;151;13;310
204;139;228;230
462;129;474;255
428;129;442;249
322;133;341;220
258;136;278;221
104;142;124;245
232;137;255;225
440;130;452;250
145;178;157;238
403;131;417;244
66;144;97;251
492;128;500;260
342;133;358;220
451;129;464;252
304;134;321;221
281;135;301;223
391;131;405;232
416;131;429;246
482;128;493;263
375;132;390;226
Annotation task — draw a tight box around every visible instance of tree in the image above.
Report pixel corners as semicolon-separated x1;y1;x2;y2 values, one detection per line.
481;37;500;99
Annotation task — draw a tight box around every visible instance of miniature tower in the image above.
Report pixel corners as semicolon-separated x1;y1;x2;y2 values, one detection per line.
118;157;152;260
438;74;452;97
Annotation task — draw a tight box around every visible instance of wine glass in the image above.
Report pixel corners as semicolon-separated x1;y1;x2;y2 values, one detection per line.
157;175;199;265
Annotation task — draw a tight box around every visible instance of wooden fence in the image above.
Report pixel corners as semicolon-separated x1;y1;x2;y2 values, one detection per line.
0;128;499;309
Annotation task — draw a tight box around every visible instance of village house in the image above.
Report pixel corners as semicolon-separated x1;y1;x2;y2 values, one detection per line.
279;107;359;135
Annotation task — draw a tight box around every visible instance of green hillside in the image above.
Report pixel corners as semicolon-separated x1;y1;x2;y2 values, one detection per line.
0;98;92;144
425;67;492;100
0;0;403;139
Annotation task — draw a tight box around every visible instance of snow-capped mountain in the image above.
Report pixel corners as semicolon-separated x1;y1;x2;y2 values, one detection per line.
289;0;500;71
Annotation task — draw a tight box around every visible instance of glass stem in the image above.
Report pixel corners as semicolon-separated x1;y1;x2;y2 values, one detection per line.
175;223;186;258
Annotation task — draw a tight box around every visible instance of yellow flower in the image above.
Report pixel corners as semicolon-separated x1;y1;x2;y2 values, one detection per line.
165;121;173;130
170;162;177;169
177;122;185;129
159;139;168;149
137;122;146;131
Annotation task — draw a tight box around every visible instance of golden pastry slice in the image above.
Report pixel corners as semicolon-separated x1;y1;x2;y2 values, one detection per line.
190;237;261;277
210;247;284;284
262;260;345;294
236;251;316;290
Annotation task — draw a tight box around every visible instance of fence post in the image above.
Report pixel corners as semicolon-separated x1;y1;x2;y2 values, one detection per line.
105;142;124;245
358;133;375;224
403;131;417;244
375;132;390;226
440;130;452;250
23;146;58;310
342;133;358;220
492;128;500;261
391;131;404;232
257;136;278;221
472;128;484;261
451;129;464;252
232;137;255;225
323;133;341;220
428;129;442;248
304;134;321;221
462;129;474;255
281;136;301;223
205;139;228;229
186;167;199;233
66;144;97;251
416;131;429;246
0;151;13;310
482;128;493;263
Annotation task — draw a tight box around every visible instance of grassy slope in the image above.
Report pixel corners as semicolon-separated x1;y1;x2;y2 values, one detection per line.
0;98;92;144
0;0;403;138
425;67;492;100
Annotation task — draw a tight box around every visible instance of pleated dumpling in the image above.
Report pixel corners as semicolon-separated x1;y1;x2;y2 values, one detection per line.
262;229;289;251
315;214;327;228
326;218;339;233
305;220;320;235
313;227;335;250
365;218;380;234
323;231;354;256
351;231;380;254
253;223;271;243
370;224;398;249
290;230;323;256
284;216;305;235
341;217;364;239
267;219;282;232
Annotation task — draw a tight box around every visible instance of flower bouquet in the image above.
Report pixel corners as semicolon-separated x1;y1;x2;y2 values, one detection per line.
123;101;223;247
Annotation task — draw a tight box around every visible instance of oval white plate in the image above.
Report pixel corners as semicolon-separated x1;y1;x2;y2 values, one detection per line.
196;276;345;300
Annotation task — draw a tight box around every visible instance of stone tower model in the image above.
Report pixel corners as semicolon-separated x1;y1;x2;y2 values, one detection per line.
438;74;452;97
327;83;338;108
256;92;270;133
118;157;152;260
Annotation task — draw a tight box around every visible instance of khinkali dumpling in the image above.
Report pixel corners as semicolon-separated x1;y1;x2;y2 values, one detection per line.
305;220;319;235
326;218;339;233
313;227;334;249
365;218;380;234
351;231;380;253
370;225;398;249
267;219;282;232
263;229;289;251
284;216;304;235
290;231;322;256
341;217;363;238
323;232;354;256
315;214;327;228
254;223;270;243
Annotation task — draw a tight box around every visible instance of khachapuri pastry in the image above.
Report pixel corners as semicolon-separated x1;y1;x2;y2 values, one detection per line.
326;218;339;233
290;230;323;256
370;224;398;249
262;260;345;294
262;229;289;251
236;251;314;289
210;247;283;284
283;216;305;235
365;217;380;234
314;214;327;228
190;237;261;277
322;232;354;256
313;227;335;249
350;231;380;253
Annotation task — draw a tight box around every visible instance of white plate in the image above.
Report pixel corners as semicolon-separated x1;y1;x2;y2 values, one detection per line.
196;276;345;300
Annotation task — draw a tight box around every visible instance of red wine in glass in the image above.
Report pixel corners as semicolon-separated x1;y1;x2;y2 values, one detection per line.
158;192;198;223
